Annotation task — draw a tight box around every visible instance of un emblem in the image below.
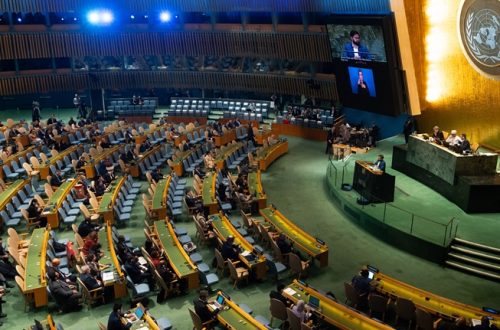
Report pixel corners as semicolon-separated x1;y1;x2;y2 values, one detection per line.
458;0;500;79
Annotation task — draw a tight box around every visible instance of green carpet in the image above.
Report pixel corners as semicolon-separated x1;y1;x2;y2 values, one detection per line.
0;123;499;329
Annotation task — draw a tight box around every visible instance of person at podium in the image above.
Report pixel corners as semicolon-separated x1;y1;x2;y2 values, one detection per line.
445;130;462;150
431;126;445;144
373;155;386;172
459;133;472;154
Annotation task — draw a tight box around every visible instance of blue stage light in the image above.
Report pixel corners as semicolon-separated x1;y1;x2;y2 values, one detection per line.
159;11;171;22
87;11;100;24
87;9;114;25
101;11;113;24
130;15;135;19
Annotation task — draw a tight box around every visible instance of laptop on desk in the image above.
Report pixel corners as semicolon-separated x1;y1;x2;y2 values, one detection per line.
307;296;320;311
209;294;225;311
134;305;145;320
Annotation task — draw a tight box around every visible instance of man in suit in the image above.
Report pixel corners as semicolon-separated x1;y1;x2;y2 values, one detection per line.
124;256;154;288
342;30;370;60
48;272;82;312
80;265;102;291
459;133;472;154
46;258;77;286
107;303;132;330
326;126;335;154
220;236;240;262
50;170;64;187
374;155;386;172
193;290;217;323
269;283;288;305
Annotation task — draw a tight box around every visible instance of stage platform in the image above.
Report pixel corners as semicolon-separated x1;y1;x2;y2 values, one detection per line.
326;136;500;261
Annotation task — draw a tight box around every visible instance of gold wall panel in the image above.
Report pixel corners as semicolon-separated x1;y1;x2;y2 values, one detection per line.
403;0;500;149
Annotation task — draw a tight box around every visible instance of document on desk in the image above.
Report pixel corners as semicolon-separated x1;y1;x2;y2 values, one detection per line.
102;271;114;282
283;288;297;296
138;256;147;266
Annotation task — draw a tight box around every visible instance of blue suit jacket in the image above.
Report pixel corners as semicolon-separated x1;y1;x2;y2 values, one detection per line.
342;43;370;60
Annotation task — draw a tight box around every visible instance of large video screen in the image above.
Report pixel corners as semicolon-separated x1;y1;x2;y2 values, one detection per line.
325;15;406;116
327;24;387;62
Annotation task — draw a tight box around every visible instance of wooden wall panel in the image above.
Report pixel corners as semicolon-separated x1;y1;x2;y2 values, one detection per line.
2;31;331;62
0;71;337;100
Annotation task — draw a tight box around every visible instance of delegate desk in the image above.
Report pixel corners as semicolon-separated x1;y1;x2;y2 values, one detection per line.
0;145;36;180
0;178;29;211
174;125;206;147
209;291;268;330
129;144;162;178
169;149;195;177
99;224;127;298
153;220;199;290
256;140;288;171
151;177;170;220
283;280;394;330
82;145;122;178
353;161;395;203
255;130;272;145
215;142;242;170
38;145;80;180
214;129;237;147
248;171;267;209
372;270;500;327
202;172;218;215
42;179;78;228
24;228;49;307
259;207;329;267
210;213;267;280
14;133;30;148
98;176;126;223
406;135;498;185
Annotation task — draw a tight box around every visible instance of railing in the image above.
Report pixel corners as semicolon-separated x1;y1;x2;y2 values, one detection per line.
327;155;459;247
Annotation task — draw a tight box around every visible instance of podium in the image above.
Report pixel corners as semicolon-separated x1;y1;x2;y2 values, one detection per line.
353;160;395;203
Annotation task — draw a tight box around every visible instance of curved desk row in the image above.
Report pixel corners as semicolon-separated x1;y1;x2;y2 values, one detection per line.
256;140;288;171
129;144;163;178
38;145;81;179
259;207;329;267
371;269;500;327
214;129;237;147
283;280;394;330
0;178;29;211
168;147;198;177
98;176;127;223
42;179;78;228
209;291;268;330
153;220;199;290
215;142;243;170
248;171;267;209
210;213;267;280
254;130;272;145
99;224;127;299
0;145;37;180
202;172;218;215
82;145;123;178
174;125;207;147
24;227;49;308
151;177;171;220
